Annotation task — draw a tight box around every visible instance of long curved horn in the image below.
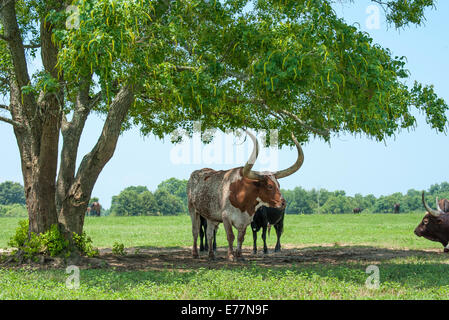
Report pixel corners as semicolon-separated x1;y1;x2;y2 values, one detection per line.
274;132;304;179
422;192;441;217
436;197;445;214
242;130;264;180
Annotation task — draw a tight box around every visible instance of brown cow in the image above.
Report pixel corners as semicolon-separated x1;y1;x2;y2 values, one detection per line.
187;131;304;261
393;203;400;213
414;192;449;252
90;202;101;217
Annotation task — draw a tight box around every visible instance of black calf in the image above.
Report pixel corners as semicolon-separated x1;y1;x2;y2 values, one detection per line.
251;206;285;254
199;215;217;252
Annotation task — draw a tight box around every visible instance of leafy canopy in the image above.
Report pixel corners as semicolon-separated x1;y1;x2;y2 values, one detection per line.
0;0;446;146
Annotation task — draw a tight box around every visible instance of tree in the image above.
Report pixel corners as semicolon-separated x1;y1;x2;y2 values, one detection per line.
321;195;355;214
283;186;313;214
0;181;25;205
110;186;160;216
154;189;184;215
157;178;188;211
138;191;159;216
0;0;447;244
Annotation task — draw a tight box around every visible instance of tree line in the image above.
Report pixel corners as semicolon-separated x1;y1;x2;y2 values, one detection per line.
2;179;449;217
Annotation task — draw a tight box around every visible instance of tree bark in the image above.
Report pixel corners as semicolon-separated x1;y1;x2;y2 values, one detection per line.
57;85;134;236
1;1;61;234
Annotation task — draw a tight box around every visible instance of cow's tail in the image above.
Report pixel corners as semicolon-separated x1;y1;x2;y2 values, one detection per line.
268;224;272;237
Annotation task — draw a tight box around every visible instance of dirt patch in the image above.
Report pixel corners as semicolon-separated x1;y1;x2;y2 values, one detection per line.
1;244;444;271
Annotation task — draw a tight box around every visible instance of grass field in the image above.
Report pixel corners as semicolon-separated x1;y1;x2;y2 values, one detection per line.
1;213;449;300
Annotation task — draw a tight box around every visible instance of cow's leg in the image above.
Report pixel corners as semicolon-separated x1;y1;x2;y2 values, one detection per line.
213;226;217;252
206;219;216;260
222;215;235;261
204;220;210;252
274;223;282;252
274;218;284;252
235;227;247;260
261;226;268;254
190;209;201;259
199;220;205;252
252;229;258;254
443;241;449;253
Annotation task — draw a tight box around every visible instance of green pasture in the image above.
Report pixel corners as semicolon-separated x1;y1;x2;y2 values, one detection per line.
0;213;438;250
2;213;449;300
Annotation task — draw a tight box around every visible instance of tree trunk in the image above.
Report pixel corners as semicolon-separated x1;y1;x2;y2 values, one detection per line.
57;85;134;237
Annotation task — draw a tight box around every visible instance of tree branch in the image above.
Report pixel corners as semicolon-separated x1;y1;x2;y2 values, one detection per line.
88;91;103;109
0;103;9;111
59;86;134;209
278;109;330;138
0;0;37;115
0;115;24;128
23;41;41;49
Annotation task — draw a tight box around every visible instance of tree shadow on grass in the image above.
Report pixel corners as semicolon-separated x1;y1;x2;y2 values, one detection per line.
120;245;449;288
3;245;449;290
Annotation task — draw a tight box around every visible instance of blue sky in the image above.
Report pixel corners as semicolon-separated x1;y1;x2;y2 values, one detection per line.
1;0;448;208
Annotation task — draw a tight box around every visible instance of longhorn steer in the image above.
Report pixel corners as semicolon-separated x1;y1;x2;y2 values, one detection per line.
187;131;303;261
251;206;285;254
414;192;449;252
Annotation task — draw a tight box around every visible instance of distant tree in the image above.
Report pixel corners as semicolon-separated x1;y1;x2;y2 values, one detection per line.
0;181;26;205
138;191;159;216
311;188;334;213
154;189;184;216
321;195;355;214
110;186;170;216
284;187;313;214
157;178;188;210
372;193;403;213
110;186;148;216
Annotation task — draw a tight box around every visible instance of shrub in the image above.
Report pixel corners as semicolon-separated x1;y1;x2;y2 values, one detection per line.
72;232;99;257
112;242;126;256
8;220;98;259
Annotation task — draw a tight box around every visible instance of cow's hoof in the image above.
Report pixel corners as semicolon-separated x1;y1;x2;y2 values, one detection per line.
274;249;281;253
227;255;236;262
252;250;257;255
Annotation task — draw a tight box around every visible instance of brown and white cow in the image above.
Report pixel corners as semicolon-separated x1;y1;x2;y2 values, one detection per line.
187;131;303;261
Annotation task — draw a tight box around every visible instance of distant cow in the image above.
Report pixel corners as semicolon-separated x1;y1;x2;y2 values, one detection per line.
251;206;285;254
90;202;101;217
199;216;216;252
393;203;400;214
414;192;449;252
353;208;362;214
187;131;303;261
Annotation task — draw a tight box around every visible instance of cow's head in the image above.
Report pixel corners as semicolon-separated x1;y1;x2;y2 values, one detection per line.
414;192;449;245
234;130;304;213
